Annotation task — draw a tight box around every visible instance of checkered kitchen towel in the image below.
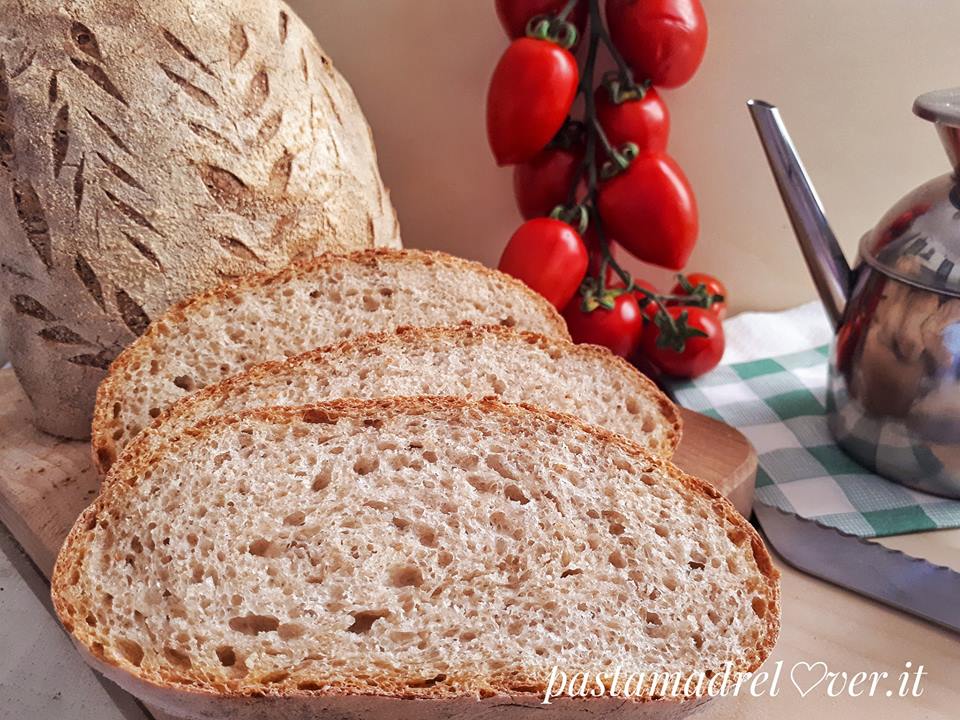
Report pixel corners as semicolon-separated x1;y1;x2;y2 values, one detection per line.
666;302;960;538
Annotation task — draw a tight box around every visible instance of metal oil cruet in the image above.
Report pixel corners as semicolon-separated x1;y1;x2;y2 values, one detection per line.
747;88;960;499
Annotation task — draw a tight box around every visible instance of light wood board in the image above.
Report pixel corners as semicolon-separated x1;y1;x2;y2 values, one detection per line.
0;370;99;577
672;407;756;516
1;367;957;718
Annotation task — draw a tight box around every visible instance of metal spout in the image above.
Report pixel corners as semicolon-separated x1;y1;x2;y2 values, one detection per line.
747;100;851;329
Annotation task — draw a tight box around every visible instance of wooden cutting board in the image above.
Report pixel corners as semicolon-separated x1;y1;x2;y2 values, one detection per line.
672;407;756;516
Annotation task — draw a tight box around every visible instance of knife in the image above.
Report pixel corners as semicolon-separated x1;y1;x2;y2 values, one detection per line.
753;502;960;634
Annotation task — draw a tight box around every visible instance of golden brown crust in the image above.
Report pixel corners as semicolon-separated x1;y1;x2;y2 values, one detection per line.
70;639;714;720
91;249;570;472
1;0;400;439
96;322;681;478
59;396;779;710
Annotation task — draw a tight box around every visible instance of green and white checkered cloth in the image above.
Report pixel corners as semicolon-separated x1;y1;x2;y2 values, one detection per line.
666;303;960;538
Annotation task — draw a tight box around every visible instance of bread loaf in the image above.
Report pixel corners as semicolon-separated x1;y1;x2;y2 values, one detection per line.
95;324;680;474
0;0;400;438
54;397;780;720
93;249;568;470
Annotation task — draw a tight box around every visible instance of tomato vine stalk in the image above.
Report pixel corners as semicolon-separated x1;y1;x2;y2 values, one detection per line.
546;0;716;343
564;0;641;304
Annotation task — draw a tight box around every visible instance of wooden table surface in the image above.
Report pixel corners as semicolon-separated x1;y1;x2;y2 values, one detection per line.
0;368;957;718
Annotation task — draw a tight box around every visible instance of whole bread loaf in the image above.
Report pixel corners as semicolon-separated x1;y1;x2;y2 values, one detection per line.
0;0;400;439
94;324;681;474
54;397;780;720
93;249;568;470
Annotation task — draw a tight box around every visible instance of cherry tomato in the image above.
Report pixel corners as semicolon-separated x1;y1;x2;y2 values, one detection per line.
605;0;708;89
563;291;644;358
498;218;588;308
595;84;670;160
513;146;583;220
495;0;588;43
672;272;727;319
597;153;698;270
642;306;724;378
487;38;579;166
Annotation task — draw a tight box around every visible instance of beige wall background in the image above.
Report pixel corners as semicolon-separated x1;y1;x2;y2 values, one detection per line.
289;0;960;313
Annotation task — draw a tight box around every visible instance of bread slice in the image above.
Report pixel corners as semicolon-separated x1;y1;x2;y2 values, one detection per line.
92;249;568;470
95;324;680;475
54;397;780;719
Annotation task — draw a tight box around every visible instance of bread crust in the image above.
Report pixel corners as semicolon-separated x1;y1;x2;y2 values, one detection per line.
58;396;780;718
94;322;681;476
74;639;713;720
91;249;570;471
0;0;400;439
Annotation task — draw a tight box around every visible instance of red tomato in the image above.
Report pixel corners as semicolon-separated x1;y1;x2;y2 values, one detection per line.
642;306;724;378
596;84;670;159
513;146;583;220
605;0;708;88
487;38;579;166
597;153;698;270
563;292;644;358
498;218;588;308
672;272;727;319
495;0;588;42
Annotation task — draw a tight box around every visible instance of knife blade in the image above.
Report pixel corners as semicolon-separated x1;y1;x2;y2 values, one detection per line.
753;502;960;634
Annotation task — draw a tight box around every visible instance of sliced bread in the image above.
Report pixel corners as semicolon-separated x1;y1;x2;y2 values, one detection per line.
54;397;780;719
92;249;568;469
95;324;680;474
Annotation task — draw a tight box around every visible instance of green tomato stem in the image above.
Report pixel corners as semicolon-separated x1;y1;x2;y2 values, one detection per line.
564;0;634;305
592;3;643;92
557;0;580;22
559;0;708;358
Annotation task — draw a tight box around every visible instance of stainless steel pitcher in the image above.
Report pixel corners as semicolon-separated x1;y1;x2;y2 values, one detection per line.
748;89;960;499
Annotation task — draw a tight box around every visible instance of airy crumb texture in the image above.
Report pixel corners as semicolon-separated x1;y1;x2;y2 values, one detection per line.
92;249;569;470
98;325;681;476
56;397;780;711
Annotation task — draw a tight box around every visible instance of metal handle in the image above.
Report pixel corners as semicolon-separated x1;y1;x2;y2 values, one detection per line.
747;99;851;329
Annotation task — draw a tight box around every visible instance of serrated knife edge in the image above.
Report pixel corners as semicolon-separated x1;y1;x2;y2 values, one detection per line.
753;501;960;634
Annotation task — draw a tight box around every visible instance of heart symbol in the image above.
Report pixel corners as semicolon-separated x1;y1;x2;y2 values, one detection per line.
790;662;829;698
